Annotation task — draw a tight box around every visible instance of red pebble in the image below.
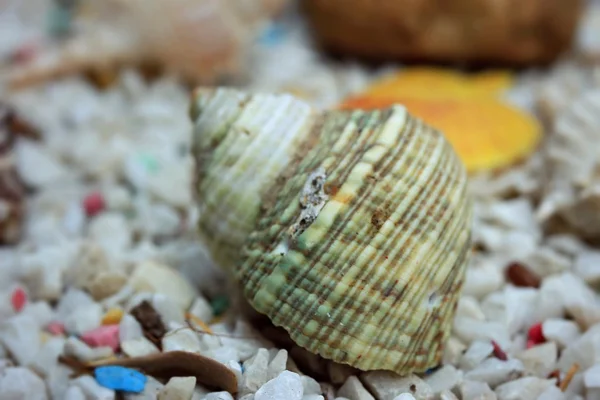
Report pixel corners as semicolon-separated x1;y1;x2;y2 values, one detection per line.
491;340;508;360
46;322;66;336
83;192;105;217
12;42;38;64
528;322;545;344
526;339;536;349
10;287;27;312
81;325;120;351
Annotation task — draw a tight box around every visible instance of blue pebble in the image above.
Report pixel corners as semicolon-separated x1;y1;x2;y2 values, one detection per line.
259;23;286;46
94;366;147;393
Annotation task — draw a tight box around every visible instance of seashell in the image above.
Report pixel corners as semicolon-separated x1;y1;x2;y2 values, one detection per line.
1;0;287;90
189;87;473;374
537;89;600;238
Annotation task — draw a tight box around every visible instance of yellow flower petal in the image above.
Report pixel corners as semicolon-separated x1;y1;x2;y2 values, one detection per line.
363;67;514;100
338;95;541;173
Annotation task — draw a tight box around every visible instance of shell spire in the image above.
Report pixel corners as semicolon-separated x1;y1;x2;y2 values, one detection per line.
190;87;473;374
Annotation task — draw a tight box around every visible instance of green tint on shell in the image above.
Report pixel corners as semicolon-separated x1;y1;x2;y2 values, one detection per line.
191;88;473;375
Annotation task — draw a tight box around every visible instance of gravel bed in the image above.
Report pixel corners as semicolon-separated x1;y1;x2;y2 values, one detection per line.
2;2;600;400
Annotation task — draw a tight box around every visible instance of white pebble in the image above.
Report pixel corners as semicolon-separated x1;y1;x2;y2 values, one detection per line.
104;185;132;210
0;366;48;400
129;260;197;309
542;318;581;349
208;346;240;364
147;161;193;208
63;302;103;335
462;260;504;299
544;273;600;329
64;386;87;400
459;340;494;371
64;336;114;362
302;396;324;400
21;301;55;328
254;371;304;400
157;376;197;400
204;392;234;400
494;377;554;400
0;314;41;365
442;337;467;365
88;212;132;253
189;296;214;324
558;323;600;370
121;337;160;357
584;364;600;389
439;390;458;400
463;358;525;388
574;249;600;285
337;376;374;400
301;375;322;396
62;201;86;236
514;342;557;378
72;375;115;400
126;375;165;400
452;317;511;350
56;287;95;320
162;328;202;353
240;348;270;396
537;385;566;400
15;139;69;188
152;293;185;326
267;349;288;381
393;395;416;400
459;380;496;400
424;365;463;394
456;296;486;321
119;314;144;342
29;336;65;377
361;371;434;400
481;286;537;335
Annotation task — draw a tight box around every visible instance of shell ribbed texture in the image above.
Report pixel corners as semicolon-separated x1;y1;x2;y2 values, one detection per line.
191;88;314;271
192;88;473;373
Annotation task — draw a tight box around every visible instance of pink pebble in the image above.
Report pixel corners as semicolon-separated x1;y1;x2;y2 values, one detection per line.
83;192;106;217
46;322;66;336
10;287;27;312
81;325;120;351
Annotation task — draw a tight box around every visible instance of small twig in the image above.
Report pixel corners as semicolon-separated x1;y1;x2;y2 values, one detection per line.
560;363;580;392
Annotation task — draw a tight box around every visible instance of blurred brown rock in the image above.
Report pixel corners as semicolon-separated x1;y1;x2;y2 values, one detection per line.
0;104;36;245
302;0;584;66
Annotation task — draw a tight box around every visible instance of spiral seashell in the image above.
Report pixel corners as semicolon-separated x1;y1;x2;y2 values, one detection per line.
537;89;600;238
190;87;473;374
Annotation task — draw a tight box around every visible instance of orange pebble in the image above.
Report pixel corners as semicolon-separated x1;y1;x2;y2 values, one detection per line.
102;308;124;325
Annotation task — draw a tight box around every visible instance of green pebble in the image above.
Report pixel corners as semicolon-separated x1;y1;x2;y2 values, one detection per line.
210;295;230;316
138;154;159;174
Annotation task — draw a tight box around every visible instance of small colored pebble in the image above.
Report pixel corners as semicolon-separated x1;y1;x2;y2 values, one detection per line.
505;262;541;288
94;365;147;393
81;324;120;351
46;321;66;335
39;332;52;344
491;340;508;360
210;295;230;317
138;153;159;173
10;287;27;312
102;308;124;325
259;23;286;46
83;192;106;217
527;322;545;345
